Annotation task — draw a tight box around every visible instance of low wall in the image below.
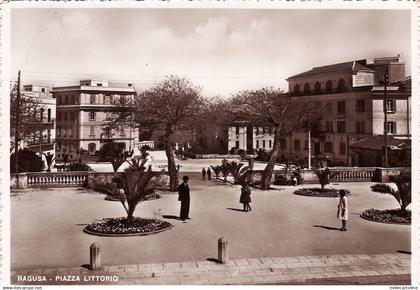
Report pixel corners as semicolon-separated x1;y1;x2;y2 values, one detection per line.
375;167;411;183
11;171;170;190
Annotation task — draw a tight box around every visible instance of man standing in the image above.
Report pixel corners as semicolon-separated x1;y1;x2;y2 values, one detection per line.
178;175;191;221
207;167;212;180
202;168;206;180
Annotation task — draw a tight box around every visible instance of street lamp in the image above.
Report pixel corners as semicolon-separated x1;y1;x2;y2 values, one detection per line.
383;67;389;168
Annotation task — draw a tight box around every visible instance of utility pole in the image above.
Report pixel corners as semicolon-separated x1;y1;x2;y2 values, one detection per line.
307;130;311;169
14;70;21;174
383;67;389;168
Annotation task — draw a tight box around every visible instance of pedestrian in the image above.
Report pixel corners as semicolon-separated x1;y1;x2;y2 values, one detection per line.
177;164;180;171
337;190;348;231
207;167;211;180
178;176;191;221
202;168;206;180
239;183;252;212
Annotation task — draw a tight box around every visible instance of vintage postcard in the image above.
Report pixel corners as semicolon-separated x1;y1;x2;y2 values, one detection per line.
1;1;417;287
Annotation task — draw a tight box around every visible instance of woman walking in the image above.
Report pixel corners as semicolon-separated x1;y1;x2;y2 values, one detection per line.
240;183;252;212
337;190;348;231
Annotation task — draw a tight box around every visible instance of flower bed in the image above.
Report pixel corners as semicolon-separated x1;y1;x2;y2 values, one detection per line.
84;217;173;236
360;208;411;225
294;188;350;198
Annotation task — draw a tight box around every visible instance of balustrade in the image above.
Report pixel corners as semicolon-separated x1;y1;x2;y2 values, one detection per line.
27;172;88;187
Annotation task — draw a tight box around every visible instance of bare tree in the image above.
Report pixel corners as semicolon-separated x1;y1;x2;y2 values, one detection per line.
230;88;322;190
109;75;205;191
10;83;44;153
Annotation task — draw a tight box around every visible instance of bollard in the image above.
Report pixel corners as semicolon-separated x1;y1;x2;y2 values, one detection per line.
90;243;101;270
218;237;229;264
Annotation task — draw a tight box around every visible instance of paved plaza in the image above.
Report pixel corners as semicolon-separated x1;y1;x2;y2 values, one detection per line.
11;169;410;284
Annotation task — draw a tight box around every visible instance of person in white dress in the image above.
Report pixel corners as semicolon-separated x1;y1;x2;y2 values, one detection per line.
337;190;348;231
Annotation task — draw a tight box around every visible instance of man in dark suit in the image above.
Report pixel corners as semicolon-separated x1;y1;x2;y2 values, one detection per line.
178;175;191;221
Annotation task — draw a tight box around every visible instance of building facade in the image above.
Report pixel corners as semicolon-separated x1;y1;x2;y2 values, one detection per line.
228;56;411;167
52;80;138;162
21;85;56;163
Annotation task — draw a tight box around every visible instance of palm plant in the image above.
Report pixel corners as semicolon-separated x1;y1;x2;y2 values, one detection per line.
220;162;231;183
229;161;250;184
112;158;157;223
312;167;340;191
372;171;411;212
210;165;222;178
43;152;55;172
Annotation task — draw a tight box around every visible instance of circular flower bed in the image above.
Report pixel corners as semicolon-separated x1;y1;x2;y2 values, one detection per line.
294;188;350;198
361;208;411;225
84;217;173;236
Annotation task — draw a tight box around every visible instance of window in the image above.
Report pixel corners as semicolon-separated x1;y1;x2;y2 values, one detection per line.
90;126;95;135
325;121;334;133
65;95;69;104
235;126;240;135
304;140;309;150
314;82;321;94
256;140;259;148
385;122;397;134
386;99;396;113
57;112;61;121
339;142;346;155
47;109;51;122
269;140;272;148
64;112;68;121
280;139;287;150
90;94;96;104
88;143;96;152
293;84;300;96
47;129;51;143
89;112;96;121
255;127;260;135
325;103;332;114
97;83;103;87
304;83;310;95
356;100;365;113
41;88;45;93
356;121;365;134
40;108;44;122
337;101;346;114
337;79;346;92
235;141;240;148
263;140;266;148
324;142;333;153
70;95;74;104
325;80;333;93
70;112;75;121
120;126;126;137
337;121;346;133
294;139;301;151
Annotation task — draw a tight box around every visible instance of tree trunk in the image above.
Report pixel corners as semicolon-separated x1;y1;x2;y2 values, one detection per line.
261;132;280;190
165;124;179;191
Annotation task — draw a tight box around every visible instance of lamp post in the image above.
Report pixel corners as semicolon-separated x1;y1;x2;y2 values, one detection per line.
307;130;311;169
383;68;389;168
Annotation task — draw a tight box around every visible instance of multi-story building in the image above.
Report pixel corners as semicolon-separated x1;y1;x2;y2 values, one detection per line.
227;55;411;167
52;80;138;162
21;85;56;163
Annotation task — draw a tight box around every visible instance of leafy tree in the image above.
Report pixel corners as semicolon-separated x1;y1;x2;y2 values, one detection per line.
10;149;44;173
97;142;127;173
230;87;322;190
109;75;205;191
371;171;411;212
312;167;340;191
112;158;157;222
43;152;55;172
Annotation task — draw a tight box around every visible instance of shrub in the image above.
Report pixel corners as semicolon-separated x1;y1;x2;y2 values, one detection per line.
312;167;340;191
10;149;45;173
372;171;411;212
66;162;92;171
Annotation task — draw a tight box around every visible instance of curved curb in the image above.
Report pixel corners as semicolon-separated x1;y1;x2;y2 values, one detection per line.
294;189;351;198
360;210;411;225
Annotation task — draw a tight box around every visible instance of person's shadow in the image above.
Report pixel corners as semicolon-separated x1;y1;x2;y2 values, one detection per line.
162;215;180;220
227;208;244;212
313;225;342;231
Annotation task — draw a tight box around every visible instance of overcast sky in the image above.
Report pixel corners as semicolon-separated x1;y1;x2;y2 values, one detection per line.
11;8;411;97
